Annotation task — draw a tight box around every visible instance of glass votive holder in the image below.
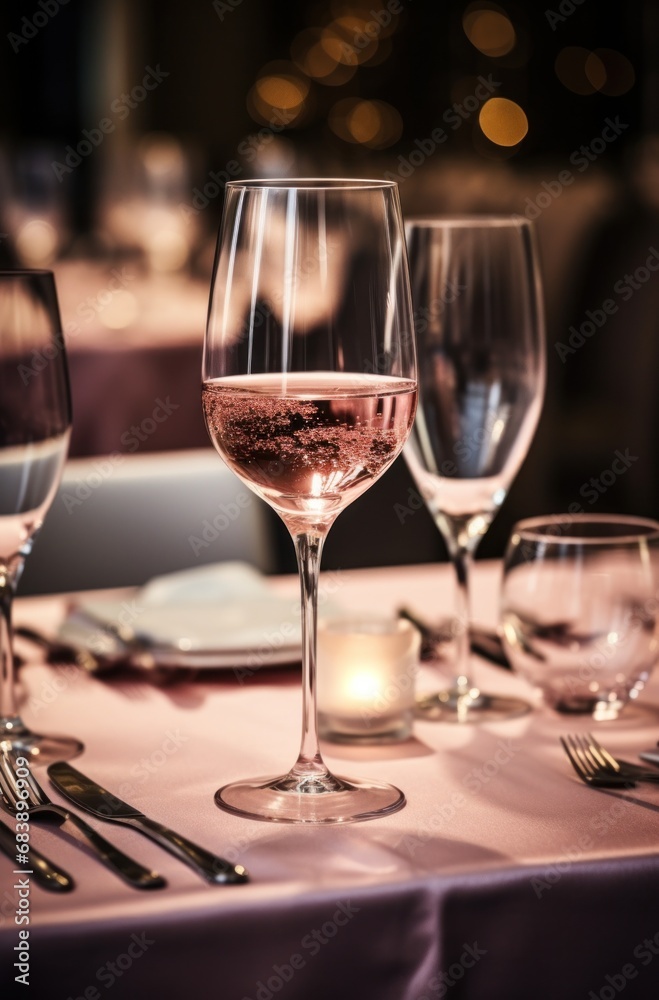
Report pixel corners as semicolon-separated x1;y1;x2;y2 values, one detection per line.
317;616;420;743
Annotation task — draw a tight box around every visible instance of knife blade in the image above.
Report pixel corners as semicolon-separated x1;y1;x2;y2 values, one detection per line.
398;607;511;669
47;763;249;885
0;816;73;892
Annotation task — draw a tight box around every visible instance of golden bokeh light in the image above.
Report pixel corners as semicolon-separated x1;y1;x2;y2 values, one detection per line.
555;46;601;95
329;98;359;142
593;48;635;96
99;290;139;328
556;46;635;96
330;1;401;38
138;133;186;176
320;30;358;67
254;74;309;111
327;15;378;64
359;35;392;66
348;101;382;143
291;28;356;85
15;220;58;266
479;97;528;146
584;52;607;92
463;7;516;57
248;63;310;126
329;98;402;148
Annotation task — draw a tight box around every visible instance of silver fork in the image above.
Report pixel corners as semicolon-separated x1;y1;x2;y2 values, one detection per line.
585;732;659;779
0;749;165;889
560;735;659;788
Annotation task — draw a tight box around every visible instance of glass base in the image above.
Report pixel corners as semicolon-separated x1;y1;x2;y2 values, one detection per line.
0;717;84;765
415;687;531;723
215;770;406;824
548;695;626;720
318;709;413;745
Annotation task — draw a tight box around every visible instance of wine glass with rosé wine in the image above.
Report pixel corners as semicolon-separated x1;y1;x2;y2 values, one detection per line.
202;179;417;823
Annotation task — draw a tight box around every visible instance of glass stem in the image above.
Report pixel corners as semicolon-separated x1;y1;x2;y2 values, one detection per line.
451;544;472;694
0;569;17;722
291;531;327;779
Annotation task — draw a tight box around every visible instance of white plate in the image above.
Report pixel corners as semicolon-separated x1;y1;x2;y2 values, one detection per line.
59;562;304;671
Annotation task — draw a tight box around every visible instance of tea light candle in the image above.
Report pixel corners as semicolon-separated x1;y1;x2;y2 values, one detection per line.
317;617;420;743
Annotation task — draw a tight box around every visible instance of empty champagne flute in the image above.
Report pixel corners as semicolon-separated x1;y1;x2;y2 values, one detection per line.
403;217;545;722
0;270;82;762
203;179;417;823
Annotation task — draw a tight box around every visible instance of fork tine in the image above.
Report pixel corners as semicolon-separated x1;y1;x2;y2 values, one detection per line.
574;734;602;776
560;735;645;788
586;732;621;773
581;734;617;776
560;736;589;781
566;734;596;777
0;749;19;807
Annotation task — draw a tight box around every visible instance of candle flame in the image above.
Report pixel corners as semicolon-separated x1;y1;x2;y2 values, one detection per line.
347;671;382;703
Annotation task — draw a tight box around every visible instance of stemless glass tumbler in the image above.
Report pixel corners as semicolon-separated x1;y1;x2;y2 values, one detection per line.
501;514;659;720
202;179;417;823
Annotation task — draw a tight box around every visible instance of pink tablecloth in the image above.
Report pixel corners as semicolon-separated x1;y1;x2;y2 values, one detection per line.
2;562;659;999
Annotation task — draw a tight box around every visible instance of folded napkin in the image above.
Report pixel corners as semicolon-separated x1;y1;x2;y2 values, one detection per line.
59;562;306;668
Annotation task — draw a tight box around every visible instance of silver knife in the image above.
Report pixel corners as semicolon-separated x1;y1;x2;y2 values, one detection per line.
0;816;73;892
47;762;249;885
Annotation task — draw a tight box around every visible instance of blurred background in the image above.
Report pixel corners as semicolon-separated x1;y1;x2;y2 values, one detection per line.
1;0;657;587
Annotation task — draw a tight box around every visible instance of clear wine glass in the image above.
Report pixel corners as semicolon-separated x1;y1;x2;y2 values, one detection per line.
403;217;545;722
202;179;417;823
0;270;82;763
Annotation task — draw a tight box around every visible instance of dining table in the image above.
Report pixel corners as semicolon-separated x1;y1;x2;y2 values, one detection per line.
2;560;659;1000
